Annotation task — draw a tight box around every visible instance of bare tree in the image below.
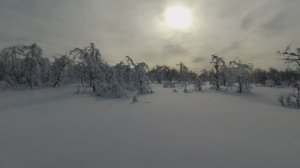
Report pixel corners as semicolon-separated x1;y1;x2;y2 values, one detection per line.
278;45;300;68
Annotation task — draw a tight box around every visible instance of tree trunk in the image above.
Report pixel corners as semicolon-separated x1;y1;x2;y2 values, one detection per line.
53;74;61;87
238;78;242;94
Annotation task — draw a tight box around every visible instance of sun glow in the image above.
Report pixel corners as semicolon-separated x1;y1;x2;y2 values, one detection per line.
164;5;192;30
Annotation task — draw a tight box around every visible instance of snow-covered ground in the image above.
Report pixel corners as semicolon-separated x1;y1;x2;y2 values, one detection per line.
0;84;299;168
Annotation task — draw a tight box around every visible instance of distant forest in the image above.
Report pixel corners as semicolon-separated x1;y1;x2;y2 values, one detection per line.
0;43;299;97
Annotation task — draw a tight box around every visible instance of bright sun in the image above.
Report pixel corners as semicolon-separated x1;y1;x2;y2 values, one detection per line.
164;5;192;30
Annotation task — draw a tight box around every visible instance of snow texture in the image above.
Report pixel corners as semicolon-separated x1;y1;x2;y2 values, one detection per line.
0;84;299;168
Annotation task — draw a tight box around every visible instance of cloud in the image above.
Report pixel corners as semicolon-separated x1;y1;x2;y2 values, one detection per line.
0;0;300;70
192;57;205;63
219;40;247;55
163;42;189;56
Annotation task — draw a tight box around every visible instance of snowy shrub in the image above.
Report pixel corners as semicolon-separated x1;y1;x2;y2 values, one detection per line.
70;43;105;91
278;93;300;109
0;81;11;90
163;81;175;88
96;81;126;98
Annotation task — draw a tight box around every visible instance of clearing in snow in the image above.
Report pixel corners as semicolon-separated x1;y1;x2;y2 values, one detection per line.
0;84;299;168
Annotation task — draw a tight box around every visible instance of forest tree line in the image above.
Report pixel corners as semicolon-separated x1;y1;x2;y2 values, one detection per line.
0;43;299;98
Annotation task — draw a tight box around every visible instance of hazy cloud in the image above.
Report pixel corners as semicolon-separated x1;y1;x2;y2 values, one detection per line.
192;57;205;63
0;0;299;69
163;42;189;56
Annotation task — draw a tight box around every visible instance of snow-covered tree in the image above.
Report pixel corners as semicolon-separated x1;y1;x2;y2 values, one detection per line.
51;55;71;87
126;56;152;94
267;68;282;86
113;61;128;89
279;69;298;87
210;54;226;90
22;43;45;88
0;44;26;86
114;61;139;91
72;62;90;86
40;57;51;85
70;43;104;91
277;45;300;108
194;75;204;91
147;66;180;86
229;60;253;93
96;66;127;98
149;65;172;83
177;62;189;92
70;43;130;98
252;68;268;86
278;45;300;69
199;69;209;83
0;44;51;88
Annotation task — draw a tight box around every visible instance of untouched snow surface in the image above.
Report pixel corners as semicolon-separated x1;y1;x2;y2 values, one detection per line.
0;85;300;168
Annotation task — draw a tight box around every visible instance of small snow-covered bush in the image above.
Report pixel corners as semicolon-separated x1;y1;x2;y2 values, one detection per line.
0;81;11;90
278;94;300;109
96;81;126;98
163;81;175;88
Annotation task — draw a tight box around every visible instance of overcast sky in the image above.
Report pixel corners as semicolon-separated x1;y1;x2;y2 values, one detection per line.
0;0;299;70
